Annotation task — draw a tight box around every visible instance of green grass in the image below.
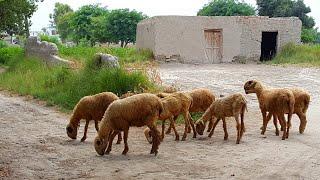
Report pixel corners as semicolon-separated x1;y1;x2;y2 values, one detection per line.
0;47;155;111
270;43;320;66
0;46;24;65
58;46;153;64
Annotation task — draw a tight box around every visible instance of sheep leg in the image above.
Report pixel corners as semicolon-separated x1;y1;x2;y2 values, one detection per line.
208;118;221;138
222;118;228;140
94;120;99;132
148;124;161;156
297;112;307;134
81;120;90;142
278;114;287;140
240;112;245;139
166;116;178;134
187;113;197;138
235;115;241;144
122;129;129;155
116;132;122;144
181;113;190;141
207;120;214;132
261;111;268;135
187;114;194;133
273;114;280;136
161;120;165;141
168;117;179;141
106;131;119;154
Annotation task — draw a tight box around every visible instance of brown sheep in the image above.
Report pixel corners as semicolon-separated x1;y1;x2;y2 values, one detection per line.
145;92;196;142
94;93;163;156
244;80;295;140
263;88;310;135
165;88;216;134
66;92;121;143
195;93;247;144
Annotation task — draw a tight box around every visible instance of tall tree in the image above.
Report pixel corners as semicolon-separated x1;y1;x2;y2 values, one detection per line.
198;0;255;16
256;0;315;28
70;4;108;45
56;12;74;42
0;0;42;37
105;9;147;47
49;3;73;27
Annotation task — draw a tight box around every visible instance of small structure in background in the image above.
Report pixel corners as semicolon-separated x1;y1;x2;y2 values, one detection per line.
93;53;120;68
137;16;302;64
25;36;71;66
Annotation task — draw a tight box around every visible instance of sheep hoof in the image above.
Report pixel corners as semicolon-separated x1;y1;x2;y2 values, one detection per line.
282;137;286;140
175;136;179;141
224;136;228;140
80;137;86;142
122;151;128;155
181;137;186;141
275;131;279;136
236;141;240;144
193;134;196;138
260;126;263;130
116;141;121;144
260;131;265;135
105;151;111;155
165;131;171;135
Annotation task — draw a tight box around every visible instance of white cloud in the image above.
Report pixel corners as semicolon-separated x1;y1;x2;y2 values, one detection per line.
30;0;320;31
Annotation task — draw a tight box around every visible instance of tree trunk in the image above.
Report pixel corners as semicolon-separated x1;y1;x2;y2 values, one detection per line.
24;15;30;38
120;41;124;48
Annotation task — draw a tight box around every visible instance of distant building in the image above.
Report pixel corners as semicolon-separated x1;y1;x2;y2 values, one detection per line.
136;16;302;63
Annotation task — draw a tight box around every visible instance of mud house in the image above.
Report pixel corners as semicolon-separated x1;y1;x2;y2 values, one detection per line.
136;16;301;64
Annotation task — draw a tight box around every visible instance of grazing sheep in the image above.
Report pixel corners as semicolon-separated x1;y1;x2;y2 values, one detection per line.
165;88;216;134
146;92;196;142
263;88;310;135
66;92;122;143
94;93;163;156
195;93;247;144
244;80;295;140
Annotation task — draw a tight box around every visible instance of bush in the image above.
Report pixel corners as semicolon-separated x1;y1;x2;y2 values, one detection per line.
0;40;8;48
0;56;154;110
270;43;320;66
0;47;24;65
39;34;61;45
58;46;153;64
301;28;318;43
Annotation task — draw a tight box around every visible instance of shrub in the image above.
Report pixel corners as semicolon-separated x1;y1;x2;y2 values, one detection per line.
0;47;24;65
0;40;8;48
270;43;320;66
0;56;154;110
58;46;153;64
40;34;61;45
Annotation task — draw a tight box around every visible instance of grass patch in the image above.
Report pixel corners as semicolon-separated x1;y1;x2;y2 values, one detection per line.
0;47;24;65
0;47;156;111
269;43;320;66
58;46;153;64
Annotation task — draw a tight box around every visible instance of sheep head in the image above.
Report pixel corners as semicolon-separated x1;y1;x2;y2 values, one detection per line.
144;128;153;144
195;119;206;135
244;80;260;94
66;123;78;139
94;136;108;156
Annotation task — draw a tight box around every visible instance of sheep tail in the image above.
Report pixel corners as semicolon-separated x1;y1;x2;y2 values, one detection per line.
303;95;310;114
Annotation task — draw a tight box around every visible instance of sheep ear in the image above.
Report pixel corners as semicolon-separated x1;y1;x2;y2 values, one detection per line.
67;126;73;133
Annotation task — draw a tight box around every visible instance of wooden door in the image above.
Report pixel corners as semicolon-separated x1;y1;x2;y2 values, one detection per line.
204;30;223;63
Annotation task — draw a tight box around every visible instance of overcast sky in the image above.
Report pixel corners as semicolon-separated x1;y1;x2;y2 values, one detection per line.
30;0;320;31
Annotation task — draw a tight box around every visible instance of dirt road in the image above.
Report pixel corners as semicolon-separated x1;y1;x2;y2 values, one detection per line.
1;63;320;179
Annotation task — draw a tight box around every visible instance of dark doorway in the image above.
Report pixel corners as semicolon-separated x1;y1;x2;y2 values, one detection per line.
260;32;278;61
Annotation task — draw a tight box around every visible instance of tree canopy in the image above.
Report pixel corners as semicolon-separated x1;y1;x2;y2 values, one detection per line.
0;0;42;36
256;0;315;28
197;0;255;16
50;3;73;27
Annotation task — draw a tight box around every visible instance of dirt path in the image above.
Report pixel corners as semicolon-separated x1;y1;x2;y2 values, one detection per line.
1;63;320;179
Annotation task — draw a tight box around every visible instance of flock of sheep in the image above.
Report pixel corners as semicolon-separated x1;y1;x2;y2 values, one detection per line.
66;80;310;156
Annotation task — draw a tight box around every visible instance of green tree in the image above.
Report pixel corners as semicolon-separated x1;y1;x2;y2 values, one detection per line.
0;0;42;37
56;12;75;42
70;4;108;45
256;0;315;28
197;0;255;16
105;9;147;47
301;28;319;43
49;3;73;26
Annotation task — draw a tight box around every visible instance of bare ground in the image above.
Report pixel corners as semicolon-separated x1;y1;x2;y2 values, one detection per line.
1;63;320;179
